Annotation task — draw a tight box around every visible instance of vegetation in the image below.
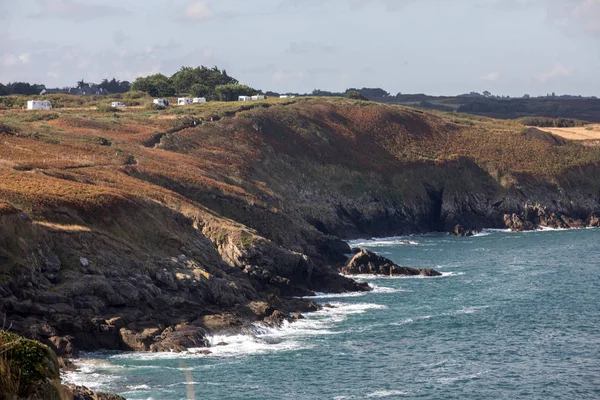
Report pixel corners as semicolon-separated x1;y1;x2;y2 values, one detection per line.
519;117;588;128
131;66;257;101
0;330;61;399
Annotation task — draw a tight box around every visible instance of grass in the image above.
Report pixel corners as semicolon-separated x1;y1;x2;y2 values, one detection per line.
1;95;600;253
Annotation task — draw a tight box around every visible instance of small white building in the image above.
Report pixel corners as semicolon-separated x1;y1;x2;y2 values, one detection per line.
27;100;52;110
251;95;265;101
153;98;169;107
280;95;289;98
192;97;206;104
238;96;252;102
111;102;126;108
177;97;192;106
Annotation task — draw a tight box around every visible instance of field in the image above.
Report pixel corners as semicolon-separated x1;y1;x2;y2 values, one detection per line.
536;124;600;142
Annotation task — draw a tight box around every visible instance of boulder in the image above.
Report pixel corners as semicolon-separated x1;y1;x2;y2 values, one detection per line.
341;249;441;277
453;224;474;237
63;384;126;400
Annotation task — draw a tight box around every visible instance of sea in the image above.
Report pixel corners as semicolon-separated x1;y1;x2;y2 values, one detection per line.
64;228;600;399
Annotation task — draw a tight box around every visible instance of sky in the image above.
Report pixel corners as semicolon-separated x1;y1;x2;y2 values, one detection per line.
1;0;599;96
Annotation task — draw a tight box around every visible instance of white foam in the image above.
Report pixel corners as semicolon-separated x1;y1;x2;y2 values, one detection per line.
62;359;123;391
370;284;409;294
437;370;488;384
125;384;151;390
391;315;433;326
367;390;408;397
312;291;368;299
448;306;489;315
346;271;463;280
348;237;421;248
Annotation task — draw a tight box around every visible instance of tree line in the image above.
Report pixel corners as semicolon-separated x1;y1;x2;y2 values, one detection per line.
130;66;256;101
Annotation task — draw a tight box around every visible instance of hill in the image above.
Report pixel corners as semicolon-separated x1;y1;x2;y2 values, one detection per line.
1;96;600;357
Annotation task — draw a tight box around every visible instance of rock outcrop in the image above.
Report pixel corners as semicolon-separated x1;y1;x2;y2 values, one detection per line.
341;249;441;277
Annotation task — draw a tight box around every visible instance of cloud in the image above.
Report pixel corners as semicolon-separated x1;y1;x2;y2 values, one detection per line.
572;0;600;35
481;72;500;81
538;63;572;82
185;0;214;21
29;0;122;20
286;41;336;55
2;53;31;67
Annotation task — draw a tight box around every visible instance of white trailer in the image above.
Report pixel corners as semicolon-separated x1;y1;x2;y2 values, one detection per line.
177;97;192;106
27;100;52;110
153;98;169;107
111;102;126;108
251;95;265;101
192;97;206;104
238;96;252;102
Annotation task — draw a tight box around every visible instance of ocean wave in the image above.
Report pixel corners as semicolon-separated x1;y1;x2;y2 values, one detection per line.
370;284;410;294
391;306;489;327
391;315;433;326
366;390;408;397
346;271;464;280
347;236;422;248
312;291;369;299
437;370;488;384
62;359;123;391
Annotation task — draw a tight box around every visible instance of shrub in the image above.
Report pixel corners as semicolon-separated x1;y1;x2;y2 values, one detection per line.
97;104;119;113
147;103;166;111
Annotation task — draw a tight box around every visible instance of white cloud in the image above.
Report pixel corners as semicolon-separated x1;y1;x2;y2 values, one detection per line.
185;0;214;21
481;72;500;81
30;0;122;20
538;63;572;82
572;0;600;35
2;53;31;66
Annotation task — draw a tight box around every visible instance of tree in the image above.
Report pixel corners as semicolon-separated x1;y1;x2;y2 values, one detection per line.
190;83;211;98
77;79;87;89
347;87;389;99
0;83;7;96
98;78;130;94
345;90;368;101
215;83;255;101
131;74;174;97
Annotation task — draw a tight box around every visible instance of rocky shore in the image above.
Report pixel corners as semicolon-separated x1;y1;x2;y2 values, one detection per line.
2;98;600;398
341;249;441;277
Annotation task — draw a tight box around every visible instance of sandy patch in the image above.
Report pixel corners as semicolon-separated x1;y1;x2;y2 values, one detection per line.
537;124;600;141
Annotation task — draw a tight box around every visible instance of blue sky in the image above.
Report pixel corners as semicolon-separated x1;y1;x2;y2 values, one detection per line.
1;0;599;96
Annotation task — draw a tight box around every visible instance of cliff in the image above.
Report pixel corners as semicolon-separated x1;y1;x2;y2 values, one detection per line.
1;97;599;357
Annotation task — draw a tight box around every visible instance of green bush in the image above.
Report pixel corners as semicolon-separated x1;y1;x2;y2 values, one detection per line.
97;104;119;113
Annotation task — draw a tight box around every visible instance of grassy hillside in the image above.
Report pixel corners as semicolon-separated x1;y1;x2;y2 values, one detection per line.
1;96;600;355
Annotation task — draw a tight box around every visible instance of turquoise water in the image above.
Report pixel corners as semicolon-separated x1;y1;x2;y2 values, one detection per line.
66;229;600;399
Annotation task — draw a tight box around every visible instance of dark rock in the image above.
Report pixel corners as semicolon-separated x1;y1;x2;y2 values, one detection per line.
453;224;474;237
63;384;126;400
191;349;212;355
215;341;228;346
588;214;600;227
292;312;305;320
149;324;209;352
504;213;535;232
263;310;292;327
341;249;441;277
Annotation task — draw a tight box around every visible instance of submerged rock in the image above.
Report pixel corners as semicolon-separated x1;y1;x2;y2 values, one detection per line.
341;249;441;277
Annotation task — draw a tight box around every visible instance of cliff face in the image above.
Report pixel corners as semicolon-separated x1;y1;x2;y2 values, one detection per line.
1;98;599;355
